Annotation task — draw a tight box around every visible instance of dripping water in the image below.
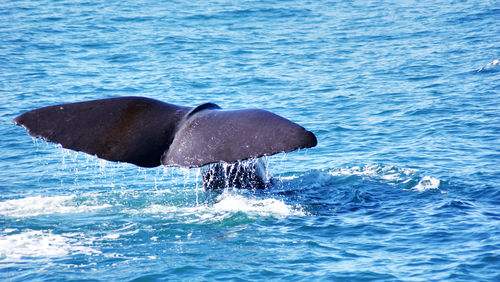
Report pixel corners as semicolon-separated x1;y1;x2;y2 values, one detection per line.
201;158;269;190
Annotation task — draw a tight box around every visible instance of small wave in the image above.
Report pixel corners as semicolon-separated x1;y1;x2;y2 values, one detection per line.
411;176;441;192
0;195;111;218
101;223;139;240
477;58;499;72
280;164;441;192
328;164;418;184
328;165;442;192
0;230;99;262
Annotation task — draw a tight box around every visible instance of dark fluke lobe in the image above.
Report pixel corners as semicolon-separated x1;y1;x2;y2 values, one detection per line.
13;96;317;169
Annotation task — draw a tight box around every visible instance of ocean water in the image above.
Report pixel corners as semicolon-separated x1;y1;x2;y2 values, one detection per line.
1;0;499;280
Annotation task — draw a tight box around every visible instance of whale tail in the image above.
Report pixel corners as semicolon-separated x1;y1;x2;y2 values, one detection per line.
13;96;317;169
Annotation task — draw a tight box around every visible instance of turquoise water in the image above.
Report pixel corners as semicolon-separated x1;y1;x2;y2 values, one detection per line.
1;0;500;280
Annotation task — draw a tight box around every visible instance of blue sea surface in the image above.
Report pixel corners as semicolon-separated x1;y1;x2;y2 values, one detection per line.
1;0;500;280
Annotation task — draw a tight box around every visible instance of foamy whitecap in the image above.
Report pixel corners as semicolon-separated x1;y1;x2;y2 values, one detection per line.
477;58;500;72
0;230;100;262
213;191;305;217
411;176;440;192
0;195;111;218
278;175;299;181
139;191;305;221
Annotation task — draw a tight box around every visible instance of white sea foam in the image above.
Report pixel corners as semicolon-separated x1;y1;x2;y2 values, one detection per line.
411;176;441;192
212;191;305;217
0;230;100;262
0;195;111;218
278;175;299;181
140;191;305;221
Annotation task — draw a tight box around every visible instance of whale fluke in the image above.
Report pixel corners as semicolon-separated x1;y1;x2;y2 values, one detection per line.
13;97;317;169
